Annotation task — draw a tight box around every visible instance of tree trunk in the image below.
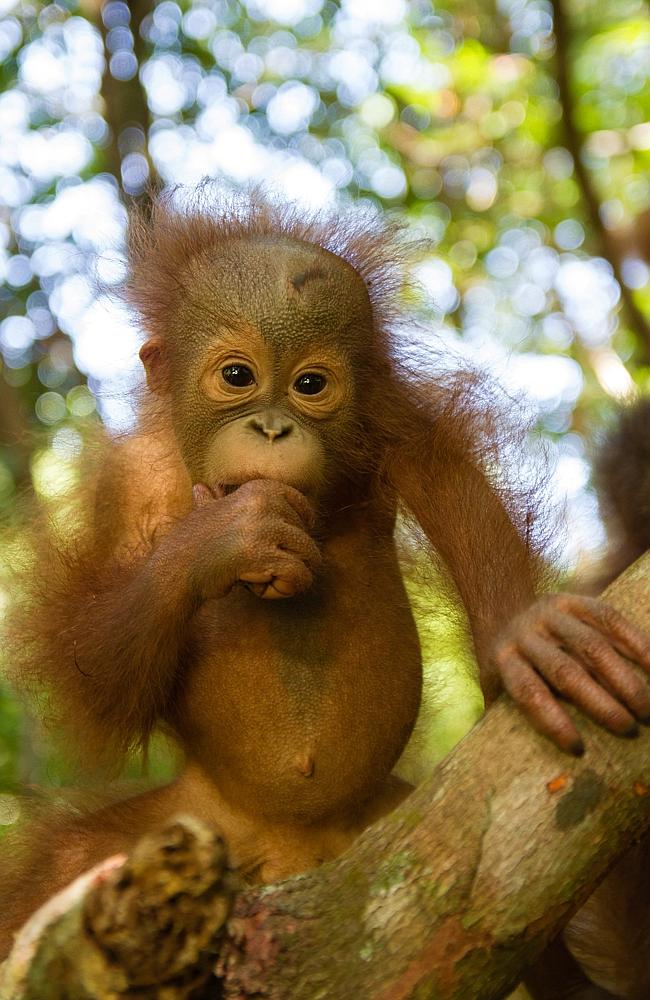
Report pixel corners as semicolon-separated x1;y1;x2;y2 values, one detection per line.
551;0;650;361
3;556;650;999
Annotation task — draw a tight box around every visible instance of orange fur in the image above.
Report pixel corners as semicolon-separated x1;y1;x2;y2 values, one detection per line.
5;188;544;767
1;188;551;959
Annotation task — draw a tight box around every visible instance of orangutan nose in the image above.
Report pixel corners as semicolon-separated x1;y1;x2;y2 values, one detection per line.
248;411;294;442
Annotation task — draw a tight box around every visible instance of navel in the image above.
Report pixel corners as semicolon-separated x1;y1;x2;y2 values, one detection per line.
294;751;315;778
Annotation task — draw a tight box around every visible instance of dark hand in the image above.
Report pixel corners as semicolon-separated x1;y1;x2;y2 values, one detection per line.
183;479;322;601
493;594;650;754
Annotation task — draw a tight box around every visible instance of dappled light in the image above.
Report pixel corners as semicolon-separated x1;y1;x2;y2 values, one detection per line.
0;0;648;823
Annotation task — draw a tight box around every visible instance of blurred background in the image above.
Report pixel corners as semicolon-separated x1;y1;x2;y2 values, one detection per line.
0;0;648;819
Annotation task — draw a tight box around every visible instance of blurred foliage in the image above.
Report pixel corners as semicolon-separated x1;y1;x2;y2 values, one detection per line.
0;0;649;807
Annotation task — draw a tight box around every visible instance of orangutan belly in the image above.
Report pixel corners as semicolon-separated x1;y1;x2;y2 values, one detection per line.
175;555;422;825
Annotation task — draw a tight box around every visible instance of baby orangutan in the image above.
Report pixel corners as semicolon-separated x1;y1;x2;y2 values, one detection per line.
2;191;650;970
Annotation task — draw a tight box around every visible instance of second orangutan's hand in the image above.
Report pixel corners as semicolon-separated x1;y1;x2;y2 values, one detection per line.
492;594;650;755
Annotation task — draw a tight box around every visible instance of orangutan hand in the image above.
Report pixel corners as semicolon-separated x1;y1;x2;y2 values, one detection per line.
492;594;650;755
179;479;322;601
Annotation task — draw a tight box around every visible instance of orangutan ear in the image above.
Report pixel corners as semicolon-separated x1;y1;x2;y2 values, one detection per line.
139;338;169;394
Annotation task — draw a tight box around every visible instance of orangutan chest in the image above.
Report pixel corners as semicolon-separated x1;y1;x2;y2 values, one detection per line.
179;557;420;741
173;557;421;822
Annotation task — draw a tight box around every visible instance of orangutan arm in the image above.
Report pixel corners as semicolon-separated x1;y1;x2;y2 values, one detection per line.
391;431;650;756
18;479;319;766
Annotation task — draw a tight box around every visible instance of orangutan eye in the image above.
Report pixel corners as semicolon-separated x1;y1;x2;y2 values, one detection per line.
294;373;326;396
222;365;255;388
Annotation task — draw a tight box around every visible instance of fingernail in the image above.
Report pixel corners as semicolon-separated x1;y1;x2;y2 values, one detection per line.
571;740;585;757
624;724;640;739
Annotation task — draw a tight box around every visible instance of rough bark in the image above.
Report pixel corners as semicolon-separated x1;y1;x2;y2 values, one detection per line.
0;817;234;1000
3;556;650;999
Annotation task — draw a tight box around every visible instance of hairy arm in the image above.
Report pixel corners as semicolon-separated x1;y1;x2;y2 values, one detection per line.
394;453;539;700
387;387;650;755
60;539;198;760
11;473;319;767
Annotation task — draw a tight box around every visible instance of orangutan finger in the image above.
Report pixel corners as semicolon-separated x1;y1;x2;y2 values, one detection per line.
561;596;650;673
260;580;301;600
278;484;317;531
497;649;584;755
248;479;315;530
273;524;322;574
543;614;650;721
268;555;314;598
518;633;639;737
239;570;273;585
240;554;313;598
267;576;298;596
233;480;316;531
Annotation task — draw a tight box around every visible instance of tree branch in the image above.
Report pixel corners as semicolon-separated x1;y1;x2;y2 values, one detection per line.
0;817;234;1000
216;555;650;1000
551;0;650;362
93;0;160;199
0;373;33;496
3;556;650;999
